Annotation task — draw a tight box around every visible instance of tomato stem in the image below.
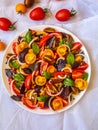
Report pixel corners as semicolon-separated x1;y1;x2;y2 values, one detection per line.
70;8;77;17
9;21;17;31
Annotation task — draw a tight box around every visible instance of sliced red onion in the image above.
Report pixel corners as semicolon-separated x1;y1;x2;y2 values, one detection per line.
10;80;17;95
48;97;54;111
46;88;63;97
16;56;25;65
64;44;71;52
29;37;38;47
61;67;72;73
58;75;67;79
7;54;16;65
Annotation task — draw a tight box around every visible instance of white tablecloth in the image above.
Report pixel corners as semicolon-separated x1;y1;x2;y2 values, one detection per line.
0;0;98;130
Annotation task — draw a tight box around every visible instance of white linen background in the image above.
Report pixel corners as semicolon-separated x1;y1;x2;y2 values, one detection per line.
0;0;98;130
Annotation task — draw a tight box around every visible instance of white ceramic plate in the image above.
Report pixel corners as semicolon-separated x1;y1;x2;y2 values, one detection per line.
2;25;91;115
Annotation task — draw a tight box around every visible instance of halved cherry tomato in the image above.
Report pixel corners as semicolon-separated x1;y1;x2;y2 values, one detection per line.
47;65;57;74
71;42;82;51
40;61;48;75
56;96;68;107
57;44;67;57
52;98;63;110
25;52;36;64
54;71;68;77
24;74;32;89
42;49;54;59
78;62;88;70
72;69;84;80
12;42;19;55
22;97;37;109
38;102;44;109
18;41;28;53
35;76;46;86
12;81;20;95
75;78;87;90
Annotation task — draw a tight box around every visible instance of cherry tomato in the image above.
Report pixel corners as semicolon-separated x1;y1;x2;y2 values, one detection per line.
15;3;27;14
0;17;15;31
24;74;32;89
55;9;77;22
78;62;88;70
29;7;45;20
22;97;37;109
72;69;84;80
0;41;6;51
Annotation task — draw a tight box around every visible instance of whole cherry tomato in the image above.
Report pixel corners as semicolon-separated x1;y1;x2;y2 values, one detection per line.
0;17;15;31
15;3;27;14
55;9;77;22
29;7;45;20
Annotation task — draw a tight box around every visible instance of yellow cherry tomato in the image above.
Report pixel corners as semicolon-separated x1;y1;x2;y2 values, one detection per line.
0;41;6;51
75;55;83;62
43;49;54;58
25;52;36;64
57;45;67;57
47;65;57;74
18;41;28;53
52;98;63;111
15;3;27;14
75;78;87;90
35;76;46;86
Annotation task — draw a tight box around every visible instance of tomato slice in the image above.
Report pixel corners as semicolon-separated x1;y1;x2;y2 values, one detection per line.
40;61;48;75
78;62;88;70
24;74;32;89
12;81;20;95
22;97;37;109
54;71;69;77
12;42;19;55
71;42;82;51
72;69;84;80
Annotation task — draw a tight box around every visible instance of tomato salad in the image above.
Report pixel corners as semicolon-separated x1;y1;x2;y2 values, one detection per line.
5;27;89;111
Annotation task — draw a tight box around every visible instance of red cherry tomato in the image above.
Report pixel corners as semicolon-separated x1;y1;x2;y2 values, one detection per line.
72;69;84;80
0;17;15;31
29;7;45;20
55;9;77;22
55;9;71;21
24;74;32;89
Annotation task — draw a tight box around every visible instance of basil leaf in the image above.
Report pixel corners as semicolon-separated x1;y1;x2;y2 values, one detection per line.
43;71;51;79
82;72;88;80
37;95;49;102
66;53;75;65
32;43;40;54
9;61;20;69
13;73;25;82
24;30;32;43
63;78;74;86
59;39;66;46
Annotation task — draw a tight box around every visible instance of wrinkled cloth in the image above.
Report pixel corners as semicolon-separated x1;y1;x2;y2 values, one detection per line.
0;0;98;130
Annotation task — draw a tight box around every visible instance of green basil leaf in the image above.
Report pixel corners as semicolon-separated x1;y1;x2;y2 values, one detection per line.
32;43;40;54
24;30;32;43
43;71;51;79
59;39;66;46
66;53;75;65
37;95;49;102
82;72;88;80
9;61;20;69
13;73;25;82
63;77;74;86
